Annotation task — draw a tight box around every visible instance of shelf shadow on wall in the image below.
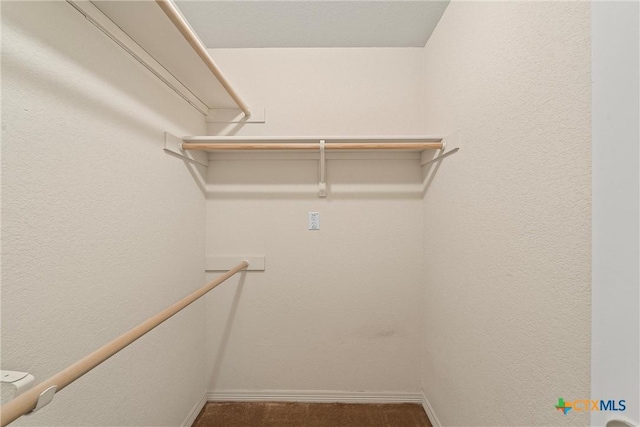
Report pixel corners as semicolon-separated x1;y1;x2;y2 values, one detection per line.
421;150;446;198
205;158;427;200
208;272;246;388
184;159;208;197
2;6;203;144
2;52;171;146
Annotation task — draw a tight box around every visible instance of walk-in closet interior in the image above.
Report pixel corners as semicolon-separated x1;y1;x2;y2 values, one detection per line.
1;1;638;426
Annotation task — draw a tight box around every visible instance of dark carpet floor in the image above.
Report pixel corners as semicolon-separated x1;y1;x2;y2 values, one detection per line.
192;402;432;427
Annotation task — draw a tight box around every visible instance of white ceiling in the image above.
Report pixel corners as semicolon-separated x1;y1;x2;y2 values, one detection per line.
174;1;450;48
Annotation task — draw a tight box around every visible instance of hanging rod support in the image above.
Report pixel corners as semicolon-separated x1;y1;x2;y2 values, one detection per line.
25;386;56;416
319;140;327;197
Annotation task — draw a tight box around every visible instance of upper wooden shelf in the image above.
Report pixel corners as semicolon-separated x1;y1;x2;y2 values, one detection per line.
181;135;445;152
69;1;249;115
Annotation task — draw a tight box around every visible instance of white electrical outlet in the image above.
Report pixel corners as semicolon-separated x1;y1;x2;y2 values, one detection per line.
308;212;320;230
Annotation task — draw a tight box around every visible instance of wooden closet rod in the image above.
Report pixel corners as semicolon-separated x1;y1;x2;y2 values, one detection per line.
182;142;444;151
154;0;252;117
0;261;249;427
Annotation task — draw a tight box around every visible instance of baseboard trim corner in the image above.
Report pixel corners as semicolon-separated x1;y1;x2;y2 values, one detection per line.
421;392;442;427
207;390;423;404
181;391;208;427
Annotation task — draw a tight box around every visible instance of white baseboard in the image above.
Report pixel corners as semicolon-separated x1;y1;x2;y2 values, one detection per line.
421;392;442;427
181;391;208;427
207;390;423;404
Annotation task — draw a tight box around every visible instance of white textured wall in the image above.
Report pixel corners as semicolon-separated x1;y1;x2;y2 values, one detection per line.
591;2;639;426
204;48;426;396
2;2;207;425
420;2;591;426
207;48;424;136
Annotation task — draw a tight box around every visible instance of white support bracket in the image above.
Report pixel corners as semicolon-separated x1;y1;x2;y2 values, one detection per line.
26;386;57;415
1;370;35;397
318;140;327;198
163;132;208;167
2;370;57;415
421;131;460;166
